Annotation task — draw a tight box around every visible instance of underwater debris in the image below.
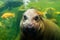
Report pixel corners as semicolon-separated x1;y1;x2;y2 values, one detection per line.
1;12;15;19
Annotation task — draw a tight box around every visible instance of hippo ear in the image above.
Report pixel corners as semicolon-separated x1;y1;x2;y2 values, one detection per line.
37;11;44;16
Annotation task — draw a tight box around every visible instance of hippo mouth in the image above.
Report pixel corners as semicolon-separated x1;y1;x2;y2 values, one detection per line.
22;27;38;37
23;27;36;33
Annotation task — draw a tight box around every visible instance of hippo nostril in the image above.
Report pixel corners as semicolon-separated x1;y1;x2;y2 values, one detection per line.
27;24;33;28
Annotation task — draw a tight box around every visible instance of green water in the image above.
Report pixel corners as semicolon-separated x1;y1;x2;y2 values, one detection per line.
0;0;60;40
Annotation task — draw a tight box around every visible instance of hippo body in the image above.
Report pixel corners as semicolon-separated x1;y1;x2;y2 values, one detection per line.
20;9;60;40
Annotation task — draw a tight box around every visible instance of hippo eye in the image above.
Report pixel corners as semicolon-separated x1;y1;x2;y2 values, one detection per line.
34;16;39;21
23;15;27;20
